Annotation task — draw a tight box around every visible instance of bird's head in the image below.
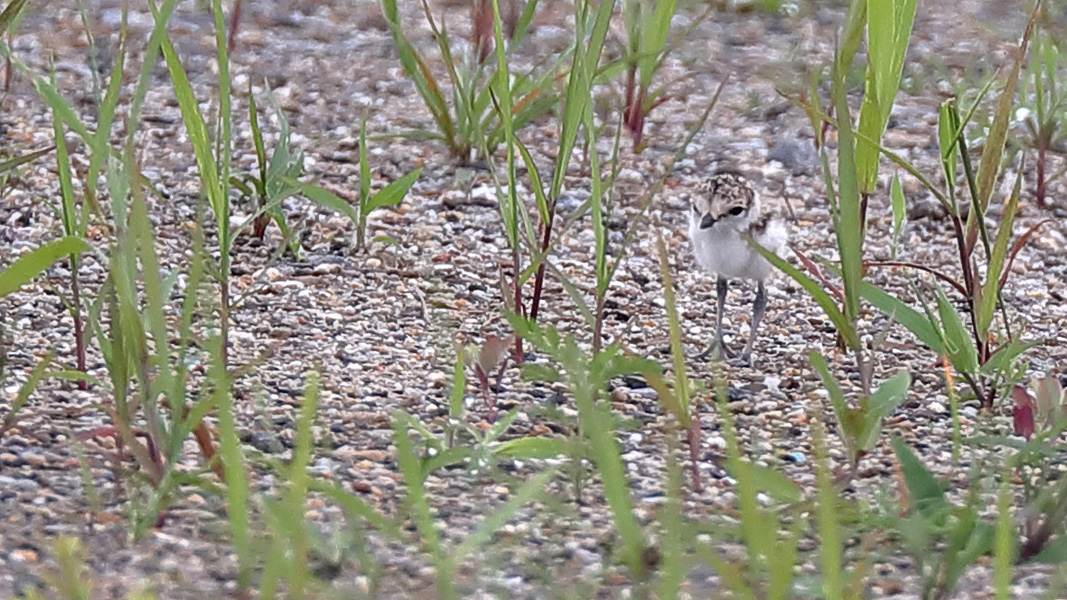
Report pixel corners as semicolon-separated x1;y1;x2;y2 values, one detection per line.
690;170;759;231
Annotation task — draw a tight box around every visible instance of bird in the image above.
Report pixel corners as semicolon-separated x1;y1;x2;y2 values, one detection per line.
686;169;788;366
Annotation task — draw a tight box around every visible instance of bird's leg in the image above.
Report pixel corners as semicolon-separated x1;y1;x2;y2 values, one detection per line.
738;280;767;366
699;275;732;359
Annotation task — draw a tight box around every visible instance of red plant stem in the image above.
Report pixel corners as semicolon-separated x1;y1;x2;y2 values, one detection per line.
512;247;524;364
687;415;702;493
948;214;986;362
528;209;556;323
1036;145;1047;208
227;0;243;54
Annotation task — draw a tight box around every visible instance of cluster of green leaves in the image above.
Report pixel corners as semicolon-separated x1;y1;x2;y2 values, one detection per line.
231;91;421;255
378;0;556;163
1016;30;1067;207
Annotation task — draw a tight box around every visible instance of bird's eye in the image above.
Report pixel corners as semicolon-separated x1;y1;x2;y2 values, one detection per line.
691;204;700;213
729;206;745;216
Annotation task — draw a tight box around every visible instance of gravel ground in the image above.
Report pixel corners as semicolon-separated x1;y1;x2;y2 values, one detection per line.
2;0;1067;598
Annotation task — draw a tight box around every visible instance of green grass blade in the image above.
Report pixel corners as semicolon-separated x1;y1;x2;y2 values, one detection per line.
658;449;686;600
86;17;127;211
0;146;53;175
449;345;467;421
359;111;371;210
550;0;615;200
637;0;677;89
977;169;1021;339
309;479;405;541
994;472;1013;600
0;236;89;298
454;469;555;561
716;378;774;577
285;371;320;599
975;5;1037;213
128;0;180;149
379;0;455;150
50;84;79;237
210;0;232;241
249;80;267;192
814;411;843;600
156;30;225;235
938;100;959;196
809;351;851;431
657;234;690;417
211;335;251;589
831;47;864;325
392;412;456;599
890;173;906;258
0;351;54;437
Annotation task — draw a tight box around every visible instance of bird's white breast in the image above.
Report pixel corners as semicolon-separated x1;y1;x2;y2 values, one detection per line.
687;214;786;281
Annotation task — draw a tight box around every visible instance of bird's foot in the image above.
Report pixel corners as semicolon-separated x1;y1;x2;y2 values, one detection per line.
695;337;733;361
727;350;754;368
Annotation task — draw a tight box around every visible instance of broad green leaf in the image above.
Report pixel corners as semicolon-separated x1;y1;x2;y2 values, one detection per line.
856;0;916;193
0;237;89;297
749;465;802;504
750;240;860;350
520;363;561;382
492;436;568;459
366;168;422;213
1033;535;1067;564
891;435;947;518
859;370;910;451
938;99;959;193
980;340;1039;376
935;286;979;374
0;0;29;33
294;182;358;223
858;280;944;355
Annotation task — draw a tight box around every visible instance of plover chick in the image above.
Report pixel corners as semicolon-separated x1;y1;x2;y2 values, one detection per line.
687;169;788;365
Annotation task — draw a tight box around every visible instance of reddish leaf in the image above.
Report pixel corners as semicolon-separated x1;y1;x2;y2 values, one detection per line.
478;335;514;377
1013;385;1035;441
794;246;845;302
998;219;1055;290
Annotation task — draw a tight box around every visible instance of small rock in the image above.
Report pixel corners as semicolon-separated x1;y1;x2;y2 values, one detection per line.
768;139;818;171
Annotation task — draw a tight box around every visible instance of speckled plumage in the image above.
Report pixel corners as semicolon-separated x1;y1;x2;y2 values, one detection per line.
686;170;788;365
687;170;788;281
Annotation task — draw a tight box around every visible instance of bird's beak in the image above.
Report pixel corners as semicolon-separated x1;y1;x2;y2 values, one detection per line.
700;213;716;229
